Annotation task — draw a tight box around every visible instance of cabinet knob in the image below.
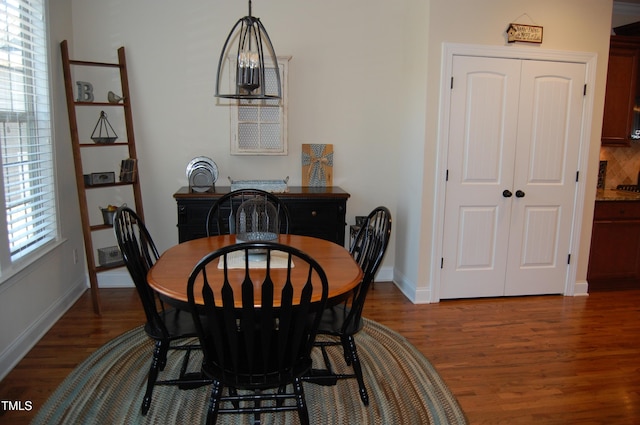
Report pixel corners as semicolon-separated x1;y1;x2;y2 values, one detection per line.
311;210;317;217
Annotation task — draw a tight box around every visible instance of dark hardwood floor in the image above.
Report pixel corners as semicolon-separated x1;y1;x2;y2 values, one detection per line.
1;283;639;424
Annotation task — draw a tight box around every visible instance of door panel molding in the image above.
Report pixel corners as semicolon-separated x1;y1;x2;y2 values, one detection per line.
519;206;561;268
457;206;499;270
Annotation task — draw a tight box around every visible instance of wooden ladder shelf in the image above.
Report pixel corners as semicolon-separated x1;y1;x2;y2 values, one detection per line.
60;40;144;314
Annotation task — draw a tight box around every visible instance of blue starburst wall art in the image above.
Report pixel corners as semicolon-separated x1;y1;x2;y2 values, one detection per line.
302;144;333;187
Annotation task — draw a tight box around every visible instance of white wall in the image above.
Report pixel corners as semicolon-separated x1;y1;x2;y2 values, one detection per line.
0;0;88;380
402;0;613;302
66;0;614;301
67;0;413;286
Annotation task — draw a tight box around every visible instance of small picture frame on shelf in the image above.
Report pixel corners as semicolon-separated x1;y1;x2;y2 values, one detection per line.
119;158;137;182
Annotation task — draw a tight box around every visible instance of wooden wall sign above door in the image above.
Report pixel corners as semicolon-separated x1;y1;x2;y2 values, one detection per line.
506;23;543;44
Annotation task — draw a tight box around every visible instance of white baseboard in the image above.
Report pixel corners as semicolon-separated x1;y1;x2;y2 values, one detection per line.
386;268;433;304
0;277;87;381
98;269;134;288
371;266;433;303
572;279;589;296
373;265;393;283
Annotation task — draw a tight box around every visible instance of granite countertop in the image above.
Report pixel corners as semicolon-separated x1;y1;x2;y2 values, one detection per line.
596;189;640;201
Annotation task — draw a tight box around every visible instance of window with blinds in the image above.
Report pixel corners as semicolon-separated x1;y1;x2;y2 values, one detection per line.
0;0;57;268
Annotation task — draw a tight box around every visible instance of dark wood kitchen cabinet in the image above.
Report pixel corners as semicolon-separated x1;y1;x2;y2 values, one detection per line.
601;36;640;146
587;201;640;289
173;186;350;245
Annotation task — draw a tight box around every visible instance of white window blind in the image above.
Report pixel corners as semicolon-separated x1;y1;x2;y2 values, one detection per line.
0;0;57;267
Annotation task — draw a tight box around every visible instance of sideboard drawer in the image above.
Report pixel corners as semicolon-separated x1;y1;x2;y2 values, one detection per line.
287;201;345;244
287;202;341;225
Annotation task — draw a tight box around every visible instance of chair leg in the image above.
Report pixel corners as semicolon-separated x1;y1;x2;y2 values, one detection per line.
341;338;352;366
157;339;170;371
343;335;369;406
277;385;286;407
293;379;310;425
253;389;262;425
206;380;223;425
141;340;165;415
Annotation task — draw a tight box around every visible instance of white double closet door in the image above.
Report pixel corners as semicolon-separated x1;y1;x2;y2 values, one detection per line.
440;56;586;299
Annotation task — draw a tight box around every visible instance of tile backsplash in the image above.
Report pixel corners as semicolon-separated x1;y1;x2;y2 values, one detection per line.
600;144;640;188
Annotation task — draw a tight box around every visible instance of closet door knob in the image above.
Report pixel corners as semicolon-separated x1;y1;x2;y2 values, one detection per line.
515;190;525;198
503;190;513;198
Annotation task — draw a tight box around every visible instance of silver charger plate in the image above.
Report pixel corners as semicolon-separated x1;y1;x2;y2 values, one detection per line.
189;168;214;189
186;156;218;184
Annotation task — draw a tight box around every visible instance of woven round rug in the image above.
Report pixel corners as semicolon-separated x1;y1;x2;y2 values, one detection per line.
31;319;466;424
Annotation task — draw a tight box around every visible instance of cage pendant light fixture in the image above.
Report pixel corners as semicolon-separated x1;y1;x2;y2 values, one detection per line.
215;0;281;100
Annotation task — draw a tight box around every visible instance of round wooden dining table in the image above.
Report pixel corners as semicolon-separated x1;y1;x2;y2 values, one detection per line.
147;234;363;307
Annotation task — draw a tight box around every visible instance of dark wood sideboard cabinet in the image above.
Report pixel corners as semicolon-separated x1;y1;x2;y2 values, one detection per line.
587;201;640;289
173;186;350;245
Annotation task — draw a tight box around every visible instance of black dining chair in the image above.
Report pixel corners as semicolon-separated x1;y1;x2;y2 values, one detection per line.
187;242;329;425
114;206;207;415
205;189;290;237
310;206;392;406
